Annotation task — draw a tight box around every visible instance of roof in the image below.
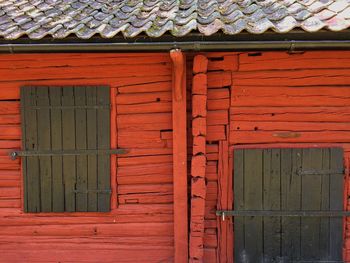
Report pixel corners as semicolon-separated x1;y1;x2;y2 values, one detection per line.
0;0;349;40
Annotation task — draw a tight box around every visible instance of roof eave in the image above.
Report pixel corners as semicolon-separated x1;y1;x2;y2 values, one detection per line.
0;30;350;53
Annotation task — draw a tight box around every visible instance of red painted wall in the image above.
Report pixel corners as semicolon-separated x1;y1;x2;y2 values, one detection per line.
0;53;174;262
196;51;350;263
230;51;350;263
1;51;350;263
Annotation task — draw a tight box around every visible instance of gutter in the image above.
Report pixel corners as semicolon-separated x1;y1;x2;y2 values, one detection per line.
1;40;350;53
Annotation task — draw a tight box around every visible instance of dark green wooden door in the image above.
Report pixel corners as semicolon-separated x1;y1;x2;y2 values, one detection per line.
234;148;344;263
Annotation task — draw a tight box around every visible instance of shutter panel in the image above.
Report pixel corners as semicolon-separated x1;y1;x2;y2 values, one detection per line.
37;87;52;212
50;88;64;212
75;87;88;212
22;87;40;212
233;147;344;262
21;86;111;212
86;87;98;211
97;88;110;212
62;87;76;212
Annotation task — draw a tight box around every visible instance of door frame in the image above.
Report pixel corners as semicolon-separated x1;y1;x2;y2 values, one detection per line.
218;142;349;263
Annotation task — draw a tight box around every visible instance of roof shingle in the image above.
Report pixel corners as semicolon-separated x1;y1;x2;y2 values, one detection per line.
0;0;349;40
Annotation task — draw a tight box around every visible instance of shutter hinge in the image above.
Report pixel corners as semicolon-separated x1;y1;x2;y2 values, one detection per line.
73;189;111;194
20;105;111;109
9;148;128;160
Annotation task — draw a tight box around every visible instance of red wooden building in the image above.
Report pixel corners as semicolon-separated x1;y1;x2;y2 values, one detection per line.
0;1;350;263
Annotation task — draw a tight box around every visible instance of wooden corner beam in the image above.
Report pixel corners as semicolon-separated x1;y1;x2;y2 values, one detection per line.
170;49;188;263
190;55;208;262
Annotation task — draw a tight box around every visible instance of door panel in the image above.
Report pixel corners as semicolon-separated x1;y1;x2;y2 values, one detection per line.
233;147;344;263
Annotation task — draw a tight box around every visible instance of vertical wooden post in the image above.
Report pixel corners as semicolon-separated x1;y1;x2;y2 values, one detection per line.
343;156;349;260
190;55;208;262
110;87;118;209
218;139;232;263
170;49;188;263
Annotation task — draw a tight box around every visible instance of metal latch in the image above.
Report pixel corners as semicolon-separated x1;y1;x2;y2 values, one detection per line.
221;211;226;221
10;148;128;160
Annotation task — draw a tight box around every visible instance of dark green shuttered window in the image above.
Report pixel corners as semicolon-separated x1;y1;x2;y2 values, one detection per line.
21;86;111;213
234;147;344;263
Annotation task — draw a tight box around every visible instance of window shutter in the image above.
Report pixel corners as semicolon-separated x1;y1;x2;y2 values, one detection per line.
21;86;111;212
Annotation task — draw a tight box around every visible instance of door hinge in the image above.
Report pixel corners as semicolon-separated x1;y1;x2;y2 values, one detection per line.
216;210;350;219
296;168;344;176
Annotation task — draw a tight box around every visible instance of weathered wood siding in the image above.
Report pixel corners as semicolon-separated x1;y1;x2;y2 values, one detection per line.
192;51;350;263
230;52;350;144
1;51;350;263
189;54;236;262
229;51;350;263
0;53;174;262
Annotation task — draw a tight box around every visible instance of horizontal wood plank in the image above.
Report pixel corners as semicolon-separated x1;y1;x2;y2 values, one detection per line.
230;107;350;122
231;86;350;107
